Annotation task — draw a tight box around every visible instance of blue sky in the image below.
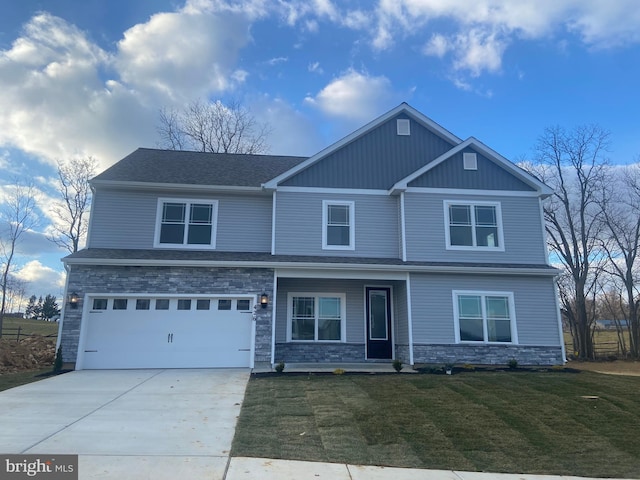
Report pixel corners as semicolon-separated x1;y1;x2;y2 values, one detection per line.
1;0;639;302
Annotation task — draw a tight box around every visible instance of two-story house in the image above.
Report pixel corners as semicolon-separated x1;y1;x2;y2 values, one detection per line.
58;103;565;370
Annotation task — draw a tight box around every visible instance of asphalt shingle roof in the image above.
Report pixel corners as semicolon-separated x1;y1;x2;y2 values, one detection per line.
63;248;559;274
92;148;307;187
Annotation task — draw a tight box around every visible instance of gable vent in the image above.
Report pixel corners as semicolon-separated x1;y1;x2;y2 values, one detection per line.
463;152;477;170
397;119;410;136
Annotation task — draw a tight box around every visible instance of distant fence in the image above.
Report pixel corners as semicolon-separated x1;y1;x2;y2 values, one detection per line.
1;327;57;342
564;340;624;359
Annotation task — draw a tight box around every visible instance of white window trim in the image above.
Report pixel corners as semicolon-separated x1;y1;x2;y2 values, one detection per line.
452;290;518;344
443;200;505;251
322;200;355;250
154;197;218;249
286;292;347;343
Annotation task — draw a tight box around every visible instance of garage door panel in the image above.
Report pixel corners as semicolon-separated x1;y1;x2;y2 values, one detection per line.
81;296;254;369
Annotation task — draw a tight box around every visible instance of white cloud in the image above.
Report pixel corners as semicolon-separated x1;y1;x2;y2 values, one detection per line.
304;69;399;122
13;260;66;299
0;2;259;173
423;34;450;58
308;61;324;74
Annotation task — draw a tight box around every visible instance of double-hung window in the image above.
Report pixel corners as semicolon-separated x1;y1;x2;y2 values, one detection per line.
453;291;516;343
322;200;354;250
445;201;503;250
288;293;345;342
155;198;217;248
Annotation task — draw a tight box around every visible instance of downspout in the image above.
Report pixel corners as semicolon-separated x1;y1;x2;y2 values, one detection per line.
400;192;407;262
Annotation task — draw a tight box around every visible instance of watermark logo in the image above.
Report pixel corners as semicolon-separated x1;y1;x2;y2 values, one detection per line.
1;455;77;479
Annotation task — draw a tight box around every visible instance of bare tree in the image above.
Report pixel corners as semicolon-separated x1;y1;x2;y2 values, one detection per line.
49;157;97;253
530;125;610;360
157;99;271;154
597;164;640;358
0;182;39;337
3;275;28;314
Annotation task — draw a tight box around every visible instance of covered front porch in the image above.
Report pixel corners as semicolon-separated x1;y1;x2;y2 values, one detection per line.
272;271;410;365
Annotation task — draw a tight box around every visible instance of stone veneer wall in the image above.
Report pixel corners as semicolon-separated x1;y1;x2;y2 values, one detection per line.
412;344;564;366
61;265;274;366
275;343;366;363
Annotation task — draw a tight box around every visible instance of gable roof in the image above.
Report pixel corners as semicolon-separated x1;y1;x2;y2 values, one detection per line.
262;103;462;190
390;137;553;197
91;148;307;189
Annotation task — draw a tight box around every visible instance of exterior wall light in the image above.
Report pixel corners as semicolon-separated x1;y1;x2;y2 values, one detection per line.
68;292;80;309
260;293;269;308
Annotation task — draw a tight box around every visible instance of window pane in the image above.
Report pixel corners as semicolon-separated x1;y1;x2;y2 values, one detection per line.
450;225;473;246
369;292;388;340
218;299;231;310
449;205;471;225
476;226;498;247
319;297;340;318
488;319;512;342
292;297;314;318
160;224;185;243
458;295;482;317
187;224;211;244
475;206;496;226
136;299;150;310
113;299;128;310
460;318;483;341
155;299;170;310
92;298;107;310
177;299;191;310
327;225;350;245
196;299;210;310
292;318;315;340
328;205;349;225
486;296;509;318
318;319;341;340
237;299;250;310
163;203;185;222
190;204;212;223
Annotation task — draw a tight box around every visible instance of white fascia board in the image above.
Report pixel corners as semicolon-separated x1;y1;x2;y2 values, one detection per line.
263;103;463;189
91;180;265;194
63;256;560;276
390;137;553;197
276;186;390;195
404;187;543;197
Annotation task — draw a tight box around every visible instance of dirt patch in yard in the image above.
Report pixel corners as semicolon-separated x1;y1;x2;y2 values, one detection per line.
0;335;56;374
567;359;640;376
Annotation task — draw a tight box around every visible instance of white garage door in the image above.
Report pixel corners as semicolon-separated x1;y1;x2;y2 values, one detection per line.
79;296;254;369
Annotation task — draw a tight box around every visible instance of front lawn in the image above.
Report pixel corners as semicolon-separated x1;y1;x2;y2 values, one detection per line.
232;371;640;478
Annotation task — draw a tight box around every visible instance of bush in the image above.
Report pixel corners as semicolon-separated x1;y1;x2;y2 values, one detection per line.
53;346;63;373
275;361;285;373
392;359;403;372
507;359;519;369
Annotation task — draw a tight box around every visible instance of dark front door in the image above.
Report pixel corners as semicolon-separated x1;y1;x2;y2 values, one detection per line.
366;287;392;359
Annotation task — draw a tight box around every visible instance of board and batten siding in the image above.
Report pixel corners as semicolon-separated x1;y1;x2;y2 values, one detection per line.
89;187;273;252
403;192;548;264
274;191;400;258
409;273;561;346
280;113;456;190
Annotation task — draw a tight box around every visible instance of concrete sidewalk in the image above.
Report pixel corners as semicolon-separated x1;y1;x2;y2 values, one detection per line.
225;457;632;480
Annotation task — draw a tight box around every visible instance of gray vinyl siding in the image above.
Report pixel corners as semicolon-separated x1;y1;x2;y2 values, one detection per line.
404;192;547;264
409;150;535;191
274;191;400;258
275;278;366;343
89;187;272;252
281;113;455;189
409;273;561;346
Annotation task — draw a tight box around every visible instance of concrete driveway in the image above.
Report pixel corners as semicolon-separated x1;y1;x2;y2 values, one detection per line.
0;369;249;479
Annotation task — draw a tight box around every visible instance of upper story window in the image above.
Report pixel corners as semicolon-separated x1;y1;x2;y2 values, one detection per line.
444;201;504;251
155;198;218;248
322;200;355;250
453;291;516;344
